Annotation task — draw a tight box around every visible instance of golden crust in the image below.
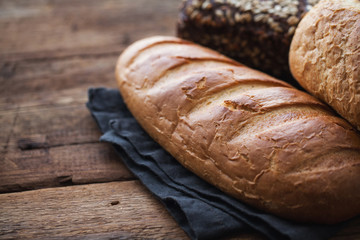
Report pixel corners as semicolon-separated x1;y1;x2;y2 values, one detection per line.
116;36;360;224
289;0;360;131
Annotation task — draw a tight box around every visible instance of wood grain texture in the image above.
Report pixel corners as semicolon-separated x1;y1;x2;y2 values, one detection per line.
0;181;358;240
1;142;135;193
0;54;118;110
0;0;180;192
0;104;135;193
0;0;178;55
0;0;180;111
0;180;275;240
0;181;189;239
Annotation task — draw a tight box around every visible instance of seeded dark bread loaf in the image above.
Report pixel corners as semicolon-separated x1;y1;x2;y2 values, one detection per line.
177;0;320;85
290;0;360;131
116;36;360;224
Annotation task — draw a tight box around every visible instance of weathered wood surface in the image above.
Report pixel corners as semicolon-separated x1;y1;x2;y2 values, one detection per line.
0;0;179;192
0;0;177;55
0;181;268;240
0;104;136;193
0;181;189;239
0;181;359;240
1;0;360;239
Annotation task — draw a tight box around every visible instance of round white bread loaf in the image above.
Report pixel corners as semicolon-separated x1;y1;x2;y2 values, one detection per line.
289;0;360;131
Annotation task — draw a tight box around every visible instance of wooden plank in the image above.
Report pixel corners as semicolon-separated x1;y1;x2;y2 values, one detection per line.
6;105;101;148
0;104;134;193
0;0;179;193
0;181;358;240
0;0;179;56
0;142;134;193
0;87;97;112
0;54;118;111
0;181;189;239
0;0;179;110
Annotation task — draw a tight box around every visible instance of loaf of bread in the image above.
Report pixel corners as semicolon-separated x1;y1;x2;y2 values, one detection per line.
177;0;320;85
289;0;360;131
116;36;360;224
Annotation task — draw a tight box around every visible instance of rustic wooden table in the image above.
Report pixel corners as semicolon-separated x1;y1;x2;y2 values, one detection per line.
0;0;359;239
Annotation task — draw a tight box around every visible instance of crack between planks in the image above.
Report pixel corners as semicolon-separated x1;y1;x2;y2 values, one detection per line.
0;102;88;114
0;179;139;194
1;49;122;65
18;140;101;151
